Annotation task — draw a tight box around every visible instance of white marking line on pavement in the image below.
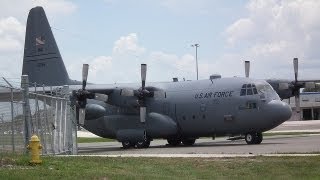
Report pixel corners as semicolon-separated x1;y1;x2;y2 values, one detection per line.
267;129;320;133
59;154;320;158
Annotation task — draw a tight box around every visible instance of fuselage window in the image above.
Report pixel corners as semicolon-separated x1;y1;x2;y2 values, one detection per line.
246;102;257;109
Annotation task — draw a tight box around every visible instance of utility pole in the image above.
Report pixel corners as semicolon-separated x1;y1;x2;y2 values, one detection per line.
191;43;200;80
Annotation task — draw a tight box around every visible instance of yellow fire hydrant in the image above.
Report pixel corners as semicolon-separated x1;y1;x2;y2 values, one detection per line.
27;134;42;164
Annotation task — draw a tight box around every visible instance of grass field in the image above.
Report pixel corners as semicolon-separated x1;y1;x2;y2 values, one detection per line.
1;153;320;179
77;137;114;143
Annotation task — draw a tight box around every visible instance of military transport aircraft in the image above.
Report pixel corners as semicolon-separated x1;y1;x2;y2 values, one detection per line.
14;6;300;149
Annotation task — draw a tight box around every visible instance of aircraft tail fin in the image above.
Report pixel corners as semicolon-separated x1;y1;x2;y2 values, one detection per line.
22;6;72;86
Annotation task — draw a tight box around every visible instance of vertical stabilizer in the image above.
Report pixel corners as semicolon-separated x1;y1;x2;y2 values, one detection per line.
22;6;71;86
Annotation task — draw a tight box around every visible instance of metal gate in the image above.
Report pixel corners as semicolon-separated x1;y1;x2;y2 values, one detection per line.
0;75;77;155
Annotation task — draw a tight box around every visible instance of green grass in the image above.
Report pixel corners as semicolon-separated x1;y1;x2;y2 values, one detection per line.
77;137;114;143
1;153;320;179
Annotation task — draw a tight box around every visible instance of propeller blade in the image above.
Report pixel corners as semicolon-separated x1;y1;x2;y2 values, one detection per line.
293;58;298;82
295;94;300;113
140;107;146;123
245;61;250;78
79;108;86;125
141;64;147;89
82;64;89;90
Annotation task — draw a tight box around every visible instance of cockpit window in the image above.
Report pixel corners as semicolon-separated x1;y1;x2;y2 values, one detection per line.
240;89;246;96
240;84;258;96
255;82;280;101
253;87;258;94
256;84;273;94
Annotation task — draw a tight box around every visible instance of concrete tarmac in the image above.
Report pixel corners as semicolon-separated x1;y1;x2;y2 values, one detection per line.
78;121;320;156
270;120;320;132
78;135;320;155
77;120;320;137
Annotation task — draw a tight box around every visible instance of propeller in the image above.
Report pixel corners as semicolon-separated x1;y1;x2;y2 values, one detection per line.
245;61;250;78
78;64;89;125
293;58;298;83
75;64;108;125
292;58;301;113
82;64;89;90
274;58;317;113
139;64;148;123
141;64;146;90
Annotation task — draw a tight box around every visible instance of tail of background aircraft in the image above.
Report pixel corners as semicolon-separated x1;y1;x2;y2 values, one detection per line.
22;6;77;86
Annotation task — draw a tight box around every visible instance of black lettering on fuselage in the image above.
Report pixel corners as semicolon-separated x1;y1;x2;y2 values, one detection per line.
194;90;234;99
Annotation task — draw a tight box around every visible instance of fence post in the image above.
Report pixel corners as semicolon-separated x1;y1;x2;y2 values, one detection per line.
1;114;4;150
21;75;32;151
10;87;15;152
42;84;48;154
62;85;68;153
63;85;75;154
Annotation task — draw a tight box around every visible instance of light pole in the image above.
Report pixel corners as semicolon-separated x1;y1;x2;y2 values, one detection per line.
191;43;200;80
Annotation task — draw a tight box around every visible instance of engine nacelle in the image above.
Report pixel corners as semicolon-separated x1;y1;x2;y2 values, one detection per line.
116;129;146;143
85;104;106;120
146;112;178;138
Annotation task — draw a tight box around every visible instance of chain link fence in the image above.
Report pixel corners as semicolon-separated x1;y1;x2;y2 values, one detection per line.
0;76;77;155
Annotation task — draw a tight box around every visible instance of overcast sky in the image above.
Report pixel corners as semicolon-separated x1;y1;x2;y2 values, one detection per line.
1;0;320;84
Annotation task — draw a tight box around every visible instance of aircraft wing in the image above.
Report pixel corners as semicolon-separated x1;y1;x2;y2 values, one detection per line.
80;84;165;108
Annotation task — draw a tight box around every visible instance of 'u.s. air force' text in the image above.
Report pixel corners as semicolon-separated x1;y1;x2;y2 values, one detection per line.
194;91;234;99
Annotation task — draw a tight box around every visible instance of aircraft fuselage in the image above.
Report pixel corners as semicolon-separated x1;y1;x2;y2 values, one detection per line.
81;77;292;141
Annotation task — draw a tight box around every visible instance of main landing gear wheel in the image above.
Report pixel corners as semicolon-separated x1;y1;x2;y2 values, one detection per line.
255;132;263;144
122;141;133;149
136;139;151;149
182;139;196;146
245;132;263;145
167;138;181;146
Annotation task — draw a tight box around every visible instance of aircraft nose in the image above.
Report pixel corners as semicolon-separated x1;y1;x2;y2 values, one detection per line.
266;100;292;122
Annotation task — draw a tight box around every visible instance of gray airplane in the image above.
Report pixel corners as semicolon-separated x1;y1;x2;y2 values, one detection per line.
20;6;295;149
